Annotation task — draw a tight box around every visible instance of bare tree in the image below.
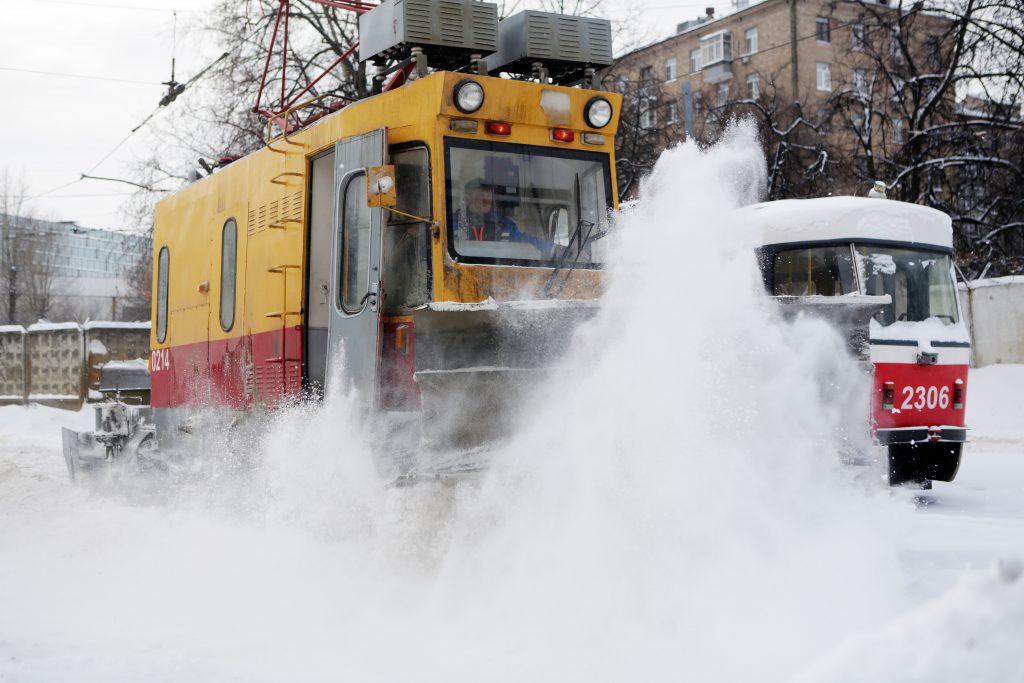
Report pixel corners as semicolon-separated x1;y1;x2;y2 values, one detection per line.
1;169;62;325
701;69;834;200
602;64;682;200
823;0;1024;277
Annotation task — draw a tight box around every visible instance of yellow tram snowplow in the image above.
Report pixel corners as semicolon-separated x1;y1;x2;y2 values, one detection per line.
64;1;621;481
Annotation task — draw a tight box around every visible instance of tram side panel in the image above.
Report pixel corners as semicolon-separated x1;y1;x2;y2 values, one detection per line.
151;151;307;419
205;204;250;411
150;186;214;412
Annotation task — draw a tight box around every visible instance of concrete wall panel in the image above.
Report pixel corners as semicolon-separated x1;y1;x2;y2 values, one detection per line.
965;277;1024;367
0;326;26;404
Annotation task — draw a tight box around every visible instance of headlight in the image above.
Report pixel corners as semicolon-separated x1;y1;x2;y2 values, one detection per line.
584;96;613;129
454;80;485;114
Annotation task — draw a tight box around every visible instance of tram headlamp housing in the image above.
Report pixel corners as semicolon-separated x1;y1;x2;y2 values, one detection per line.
584;96;613;129
454;80;485;114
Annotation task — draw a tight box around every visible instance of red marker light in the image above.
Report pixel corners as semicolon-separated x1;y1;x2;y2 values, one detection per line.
486;121;512;135
953;379;964;409
882;381;895;411
551;128;575;142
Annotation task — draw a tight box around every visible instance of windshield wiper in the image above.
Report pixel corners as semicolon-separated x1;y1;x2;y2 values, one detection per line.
542;173;608;297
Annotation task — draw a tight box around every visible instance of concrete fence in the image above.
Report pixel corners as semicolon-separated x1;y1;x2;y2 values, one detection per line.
959;276;1024;367
0;322;150;408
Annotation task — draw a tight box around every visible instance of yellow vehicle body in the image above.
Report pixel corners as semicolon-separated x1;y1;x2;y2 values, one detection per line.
149;71;621;420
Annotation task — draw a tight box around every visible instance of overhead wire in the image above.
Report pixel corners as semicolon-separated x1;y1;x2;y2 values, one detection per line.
22;0;199;13
0;66;160;85
26;23;232;203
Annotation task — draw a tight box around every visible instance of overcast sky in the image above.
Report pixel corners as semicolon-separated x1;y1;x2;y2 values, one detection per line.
2;0;736;233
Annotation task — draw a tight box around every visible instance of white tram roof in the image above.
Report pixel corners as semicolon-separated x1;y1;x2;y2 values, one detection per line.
736;197;953;250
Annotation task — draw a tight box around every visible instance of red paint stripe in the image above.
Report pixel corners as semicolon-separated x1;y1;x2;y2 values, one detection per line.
151;327;303;409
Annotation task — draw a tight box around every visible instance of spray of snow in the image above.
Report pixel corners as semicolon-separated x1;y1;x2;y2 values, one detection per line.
2;122;1022;681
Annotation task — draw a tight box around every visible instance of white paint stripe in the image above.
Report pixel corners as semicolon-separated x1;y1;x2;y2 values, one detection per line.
869;344;971;365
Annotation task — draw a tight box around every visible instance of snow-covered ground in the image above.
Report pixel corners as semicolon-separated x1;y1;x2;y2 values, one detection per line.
2;128;1022;681
1;367;1021;681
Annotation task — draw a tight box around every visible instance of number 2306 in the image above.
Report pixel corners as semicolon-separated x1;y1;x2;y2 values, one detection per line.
900;385;949;410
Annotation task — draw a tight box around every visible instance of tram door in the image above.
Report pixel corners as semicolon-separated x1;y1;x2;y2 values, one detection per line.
325;129;386;400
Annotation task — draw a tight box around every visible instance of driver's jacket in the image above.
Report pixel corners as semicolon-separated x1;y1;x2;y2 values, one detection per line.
453;210;549;251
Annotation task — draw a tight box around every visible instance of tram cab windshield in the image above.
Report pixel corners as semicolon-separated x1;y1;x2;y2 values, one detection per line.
771;243;960;327
446;139;612;265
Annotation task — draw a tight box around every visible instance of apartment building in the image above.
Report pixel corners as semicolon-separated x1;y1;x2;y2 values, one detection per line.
607;0;955;197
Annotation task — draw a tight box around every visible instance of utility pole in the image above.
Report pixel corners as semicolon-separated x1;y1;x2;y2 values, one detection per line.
7;264;15;325
789;0;799;101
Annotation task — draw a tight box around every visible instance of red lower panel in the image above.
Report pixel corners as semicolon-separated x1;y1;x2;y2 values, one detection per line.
378;320;420;411
151;326;303;409
871;362;968;430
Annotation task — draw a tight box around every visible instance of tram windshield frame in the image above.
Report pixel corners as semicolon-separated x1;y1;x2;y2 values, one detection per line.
444;138;613;268
769;241;960;326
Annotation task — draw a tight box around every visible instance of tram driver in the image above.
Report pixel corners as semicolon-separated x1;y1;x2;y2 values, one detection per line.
455;178;551;252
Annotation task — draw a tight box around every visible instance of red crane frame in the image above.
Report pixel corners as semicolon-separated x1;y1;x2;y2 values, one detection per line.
252;0;415;130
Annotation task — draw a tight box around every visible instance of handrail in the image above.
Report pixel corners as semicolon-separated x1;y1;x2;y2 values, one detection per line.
264;93;334;153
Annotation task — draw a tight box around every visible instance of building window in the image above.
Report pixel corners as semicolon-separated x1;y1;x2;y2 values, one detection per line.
156;246;169;343
640;66;654;89
616;75;628;92
891;75;905;103
851;113;868;137
665;57;677;82
690;47;702;73
852;22;865;50
925;35;941;67
219;218;237;331
816;108;832;135
667;100;679;124
339;172;371;314
701;31;732;68
746;73;760;99
892;118;905;144
816;62;832;91
640;99;657;129
853;68;867;98
816;17;830;43
744;27;758;54
717;82;730;106
891;28;903;63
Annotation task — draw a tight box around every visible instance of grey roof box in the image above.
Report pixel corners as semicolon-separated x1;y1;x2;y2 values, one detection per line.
359;0;499;68
485;11;613;84
98;362;150;394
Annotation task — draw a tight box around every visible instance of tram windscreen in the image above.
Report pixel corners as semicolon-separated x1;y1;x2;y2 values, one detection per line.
854;246;959;325
445;139;612;266
771;243;959;326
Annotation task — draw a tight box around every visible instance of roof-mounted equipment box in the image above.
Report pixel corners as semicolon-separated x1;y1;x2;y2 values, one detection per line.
359;0;499;69
485;11;613;85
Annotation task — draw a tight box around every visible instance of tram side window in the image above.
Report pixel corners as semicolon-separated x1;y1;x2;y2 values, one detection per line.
772;245;857;296
156;246;169;343
384;147;431;312
220;218;237;331
339;173;371;313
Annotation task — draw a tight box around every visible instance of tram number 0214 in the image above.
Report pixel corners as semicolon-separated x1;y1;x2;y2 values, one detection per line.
150;348;171;372
900;385;950;411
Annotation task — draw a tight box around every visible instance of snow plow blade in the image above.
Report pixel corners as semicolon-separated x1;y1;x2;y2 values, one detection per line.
410;299;598;452
61;427;107;483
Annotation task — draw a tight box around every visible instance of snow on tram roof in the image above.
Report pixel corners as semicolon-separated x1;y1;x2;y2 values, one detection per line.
735;197;953;250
